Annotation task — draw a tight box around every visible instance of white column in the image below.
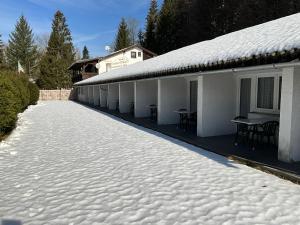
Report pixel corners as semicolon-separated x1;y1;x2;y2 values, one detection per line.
135;80;158;118
86;86;91;103
157;77;187;125
85;86;88;103
197;76;204;137
100;85;108;107
119;82;134;113
93;85;100;106
108;83;119;110
89;86;94;105
278;67;300;162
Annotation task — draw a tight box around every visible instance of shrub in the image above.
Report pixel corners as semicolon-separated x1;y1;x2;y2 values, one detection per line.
28;82;40;105
0;69;39;136
0;74;19;134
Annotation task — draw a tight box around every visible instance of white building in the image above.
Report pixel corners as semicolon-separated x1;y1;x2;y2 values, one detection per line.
69;45;156;82
96;45;157;74
74;13;300;163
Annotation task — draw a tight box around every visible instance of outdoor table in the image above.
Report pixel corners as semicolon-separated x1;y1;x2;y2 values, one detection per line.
148;104;157;121
174;110;194;130
231;118;272;149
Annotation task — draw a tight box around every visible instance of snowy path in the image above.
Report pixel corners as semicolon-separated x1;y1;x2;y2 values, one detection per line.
1;101;300;225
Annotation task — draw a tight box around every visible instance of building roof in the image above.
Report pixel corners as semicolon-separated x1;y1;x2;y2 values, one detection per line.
75;13;300;86
69;45;156;71
100;44;157;61
69;57;102;70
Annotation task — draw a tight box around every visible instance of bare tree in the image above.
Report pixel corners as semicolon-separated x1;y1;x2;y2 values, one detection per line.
74;47;81;60
126;17;139;45
35;33;50;54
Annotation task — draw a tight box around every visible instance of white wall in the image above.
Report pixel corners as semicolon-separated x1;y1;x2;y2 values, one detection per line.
108;83;119;110
97;47;144;74
278;67;300;162
119;82;134;113
93;85;100;106
135;80;158;117
158;77;187;124
197;72;236;137
99;85;108;107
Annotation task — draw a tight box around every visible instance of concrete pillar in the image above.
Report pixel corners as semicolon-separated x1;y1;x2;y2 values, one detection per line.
87;86;90;104
84;86;88;103
119;82;134;113
278;67;300;162
197;73;236;137
157;77;187;125
135;80;158;118
93;85;100;106
100;85;108;108
108;83;119;110
88;86;92;105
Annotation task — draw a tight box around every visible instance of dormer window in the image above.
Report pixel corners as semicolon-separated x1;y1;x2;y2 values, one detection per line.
131;51;137;58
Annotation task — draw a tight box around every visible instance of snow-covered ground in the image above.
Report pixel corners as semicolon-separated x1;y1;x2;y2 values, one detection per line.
1;101;300;225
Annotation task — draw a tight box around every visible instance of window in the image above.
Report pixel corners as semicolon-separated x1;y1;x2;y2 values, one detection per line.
131;51;137;58
257;77;274;109
238;73;282;115
138;52;142;57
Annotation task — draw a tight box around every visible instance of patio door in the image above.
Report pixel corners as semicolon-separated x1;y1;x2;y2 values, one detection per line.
190;81;198;112
239;78;251;117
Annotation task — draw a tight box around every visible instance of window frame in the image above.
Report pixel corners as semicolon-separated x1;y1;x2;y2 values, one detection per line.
237;72;282;115
138;52;142;57
131;51;137;59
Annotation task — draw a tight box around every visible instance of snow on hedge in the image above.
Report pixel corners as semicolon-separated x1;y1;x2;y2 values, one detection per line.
76;13;300;86
1;101;300;224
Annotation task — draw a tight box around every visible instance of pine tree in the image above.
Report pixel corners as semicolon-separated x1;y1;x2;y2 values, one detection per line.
189;0;219;43
82;46;89;59
37;11;75;89
156;0;177;54
0;34;5;65
144;0;158;53
6;15;37;76
114;18;131;51
173;0;193;49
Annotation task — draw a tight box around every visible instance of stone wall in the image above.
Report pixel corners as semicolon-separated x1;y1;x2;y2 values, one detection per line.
39;89;76;101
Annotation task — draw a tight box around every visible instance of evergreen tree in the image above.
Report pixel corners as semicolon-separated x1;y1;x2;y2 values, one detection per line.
114;18;131;51
82;45;89;59
144;0;158;53
0;34;5;65
37;11;75;89
173;0;193;49
156;0;177;54
6;15;37;76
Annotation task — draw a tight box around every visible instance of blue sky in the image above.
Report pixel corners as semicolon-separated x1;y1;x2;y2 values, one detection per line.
0;0;162;57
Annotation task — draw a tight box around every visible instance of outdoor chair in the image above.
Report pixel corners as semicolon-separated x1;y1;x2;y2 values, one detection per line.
251;121;279;146
178;108;188;130
234;116;249;144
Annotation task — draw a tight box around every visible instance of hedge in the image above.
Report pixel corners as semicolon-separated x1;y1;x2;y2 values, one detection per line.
0;68;39;137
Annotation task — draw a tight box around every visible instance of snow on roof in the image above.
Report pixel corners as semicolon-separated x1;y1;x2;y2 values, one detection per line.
75;13;300;86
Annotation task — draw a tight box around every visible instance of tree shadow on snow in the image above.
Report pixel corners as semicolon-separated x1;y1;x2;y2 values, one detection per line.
1;219;22;225
77;102;238;169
